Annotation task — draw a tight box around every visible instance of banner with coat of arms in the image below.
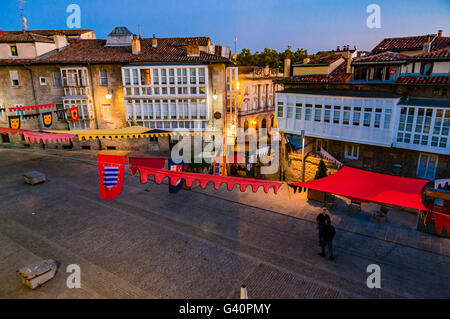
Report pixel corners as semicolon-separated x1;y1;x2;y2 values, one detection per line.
69;106;79;122
168;158;184;194
8;115;21;129
42;112;53;128
97;154;126;200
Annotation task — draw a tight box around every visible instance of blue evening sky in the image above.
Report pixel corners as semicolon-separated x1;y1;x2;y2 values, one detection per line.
1;0;449;53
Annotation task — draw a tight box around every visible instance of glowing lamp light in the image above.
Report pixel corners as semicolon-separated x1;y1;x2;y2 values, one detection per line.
105;93;112;100
213;89;218;100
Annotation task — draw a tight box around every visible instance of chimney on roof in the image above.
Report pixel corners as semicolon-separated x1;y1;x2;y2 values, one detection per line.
53;33;68;50
336;46;340;52
437;30;443;38
346;54;353;74
187;39;200;57
214;44;222;56
284;53;291;77
132;34;141;55
152;34;157;48
422;34;432;53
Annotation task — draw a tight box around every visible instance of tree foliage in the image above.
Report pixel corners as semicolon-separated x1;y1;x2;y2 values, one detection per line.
314;160;328;180
236;46;308;72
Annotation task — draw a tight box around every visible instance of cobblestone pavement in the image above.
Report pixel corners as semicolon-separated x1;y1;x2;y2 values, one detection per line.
0;147;449;298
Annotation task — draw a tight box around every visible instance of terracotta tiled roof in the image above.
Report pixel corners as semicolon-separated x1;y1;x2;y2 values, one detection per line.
0;59;36;64
353;51;410;63
292;53;343;66
431;37;450;51
372;34;450;53
0;31;54;43
413;46;450;60
156;37;211;47
396;76;450;85
2;29;94;37
33;38;229;64
276;59;352;84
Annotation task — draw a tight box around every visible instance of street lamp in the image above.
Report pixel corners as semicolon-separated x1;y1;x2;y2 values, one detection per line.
105;89;113;100
213;89;218;100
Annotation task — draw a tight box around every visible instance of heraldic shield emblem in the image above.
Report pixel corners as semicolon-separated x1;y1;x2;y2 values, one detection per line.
8;115;21;129
69;106;79;122
42;112;53;128
97;154;126;200
103;166;119;188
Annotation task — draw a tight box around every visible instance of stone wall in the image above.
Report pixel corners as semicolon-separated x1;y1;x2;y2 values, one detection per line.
286;152;339;182
208;64;226;131
0;64;67;130
87;64;127;129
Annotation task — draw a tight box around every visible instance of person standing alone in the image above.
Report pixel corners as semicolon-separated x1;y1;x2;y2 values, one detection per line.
319;219;335;260
315;208;331;245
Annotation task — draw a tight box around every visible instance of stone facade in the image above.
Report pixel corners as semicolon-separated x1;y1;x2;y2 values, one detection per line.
0;64;68;130
286;151;339;182
85;63;127;129
238;66;283;133
0;63;127;131
208;63;227;133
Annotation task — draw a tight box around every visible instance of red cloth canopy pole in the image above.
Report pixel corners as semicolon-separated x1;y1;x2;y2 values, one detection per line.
290;166;429;211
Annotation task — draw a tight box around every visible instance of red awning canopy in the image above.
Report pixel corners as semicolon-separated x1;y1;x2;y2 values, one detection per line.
292;166;430;211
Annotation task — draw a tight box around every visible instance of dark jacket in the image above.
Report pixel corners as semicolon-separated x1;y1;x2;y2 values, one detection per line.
322;225;336;241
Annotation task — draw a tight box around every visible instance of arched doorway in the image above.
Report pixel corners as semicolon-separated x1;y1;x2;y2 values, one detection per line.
271;116;277;128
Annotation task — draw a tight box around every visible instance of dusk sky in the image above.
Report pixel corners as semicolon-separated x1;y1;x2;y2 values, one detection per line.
1;0;449;53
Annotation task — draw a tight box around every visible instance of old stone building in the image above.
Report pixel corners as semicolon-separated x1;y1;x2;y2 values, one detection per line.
0;27;233;150
236;65;283;134
275;31;450;182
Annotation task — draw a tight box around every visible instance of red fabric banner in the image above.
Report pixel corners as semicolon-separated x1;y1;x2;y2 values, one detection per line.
136;167;282;194
9;103;54;112
23;131;75;144
97;154;126;200
128;156;166;176
69;107;79;122
0;127;30;135
434;212;450;235
290;166;429;211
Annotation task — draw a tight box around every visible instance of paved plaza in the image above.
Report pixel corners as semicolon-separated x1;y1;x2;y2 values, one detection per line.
0;147;449;298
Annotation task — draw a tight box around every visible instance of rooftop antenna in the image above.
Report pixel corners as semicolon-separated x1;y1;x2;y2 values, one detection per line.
234;37;237;54
19;0;27;32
